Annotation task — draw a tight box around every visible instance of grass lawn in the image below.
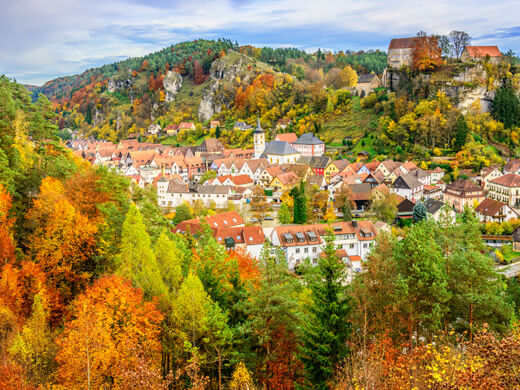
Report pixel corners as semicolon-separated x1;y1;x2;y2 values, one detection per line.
500;244;520;264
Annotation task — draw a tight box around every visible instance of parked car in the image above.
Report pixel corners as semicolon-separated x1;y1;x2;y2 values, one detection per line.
264;216;274;221
250;218;259;223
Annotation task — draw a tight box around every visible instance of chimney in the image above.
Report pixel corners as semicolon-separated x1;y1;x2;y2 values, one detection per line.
352;220;358;228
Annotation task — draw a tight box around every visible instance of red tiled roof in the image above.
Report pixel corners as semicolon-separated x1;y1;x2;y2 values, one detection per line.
475;198;507;217
490;173;520;187
275;133;298;143
388;37;427;50
465;46;501;58
214;225;265;246
175;211;244;234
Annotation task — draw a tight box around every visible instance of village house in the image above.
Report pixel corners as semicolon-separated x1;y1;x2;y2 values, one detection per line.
424;198;455;222
297;155;331;176
423;184;443;200
461;46;502;64
234;121;253;131
210;120;220;128
480;166;503;189
387;36;434;69
165;124;179;136
157;182;233;209
196;138;224;154
269;171;300;192
276;118;292;130
324;160;348;182
179;122;196;131
504;159;520;174
210;174;254;188
390;173;424;201
258;166;282;187
175;211;244;235
475;198;519;223
428;167;445;184
375;160;402;180
488;173;520;209
292;133;325;157
214;225;265;258
443;179;485;212
354;73;381;97
270;220;377;271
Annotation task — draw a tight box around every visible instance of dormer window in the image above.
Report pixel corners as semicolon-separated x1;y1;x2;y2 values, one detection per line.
295;232;305;243
283;233;293;243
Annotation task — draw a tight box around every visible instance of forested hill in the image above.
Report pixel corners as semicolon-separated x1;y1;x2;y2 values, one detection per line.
24;39;386;143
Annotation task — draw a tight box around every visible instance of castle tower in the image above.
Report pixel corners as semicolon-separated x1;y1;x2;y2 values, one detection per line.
253;117;265;159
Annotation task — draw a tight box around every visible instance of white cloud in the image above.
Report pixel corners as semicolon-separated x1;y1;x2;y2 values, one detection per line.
1;0;519;84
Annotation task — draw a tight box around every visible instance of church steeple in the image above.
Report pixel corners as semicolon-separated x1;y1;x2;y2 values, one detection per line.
253;117;265;159
254;116;264;133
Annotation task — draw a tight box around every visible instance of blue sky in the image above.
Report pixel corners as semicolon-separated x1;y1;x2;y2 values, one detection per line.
1;0;520;85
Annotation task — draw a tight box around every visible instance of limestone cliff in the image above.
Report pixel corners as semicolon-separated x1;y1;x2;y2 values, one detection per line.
382;61;510;113
163;70;183;102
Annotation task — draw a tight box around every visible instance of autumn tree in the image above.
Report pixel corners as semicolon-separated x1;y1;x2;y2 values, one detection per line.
26;177;98;306
117;203;168;304
55;275;164;389
9;292;56;386
0;184;15;262
413;32;443;71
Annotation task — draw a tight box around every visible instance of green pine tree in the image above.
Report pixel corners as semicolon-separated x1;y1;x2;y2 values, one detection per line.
299;230;351;390
412;201;427;223
492;83;520;129
452;115;468;151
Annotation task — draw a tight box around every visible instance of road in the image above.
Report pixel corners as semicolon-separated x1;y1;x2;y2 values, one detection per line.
496;261;520;278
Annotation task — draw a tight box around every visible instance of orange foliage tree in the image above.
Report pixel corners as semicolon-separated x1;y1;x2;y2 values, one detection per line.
413;34;443;71
26;177;98;307
55;275;164;389
0;184;15;263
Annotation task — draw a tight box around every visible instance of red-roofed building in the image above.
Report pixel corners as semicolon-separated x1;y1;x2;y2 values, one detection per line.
175;211;244;235
475;198;519;223
462;46;502;63
270;220;377;270
387;36;436;69
489;173;520;208
214;225;265;258
275;133;298;143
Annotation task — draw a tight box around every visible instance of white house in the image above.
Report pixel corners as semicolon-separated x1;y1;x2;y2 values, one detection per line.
390;173;424;201
214;225;266;258
270;220;377;270
475;198;519;223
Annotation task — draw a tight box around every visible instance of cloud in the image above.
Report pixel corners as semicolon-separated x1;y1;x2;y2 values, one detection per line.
1;0;519;85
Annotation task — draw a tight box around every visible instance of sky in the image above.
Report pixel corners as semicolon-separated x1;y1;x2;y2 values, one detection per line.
1;0;520;85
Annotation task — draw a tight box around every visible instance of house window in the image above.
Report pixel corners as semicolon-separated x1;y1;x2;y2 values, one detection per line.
304;248;308;253
296;248;300;254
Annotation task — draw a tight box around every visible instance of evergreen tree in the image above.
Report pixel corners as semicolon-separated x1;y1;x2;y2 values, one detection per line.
277;203;292;224
237;244;302;385
290;181;307;224
492;83;520;129
173;203;193;224
453;115;468;151
299;230;351;390
341;202;352;221
85;104;92;125
412;201;427;223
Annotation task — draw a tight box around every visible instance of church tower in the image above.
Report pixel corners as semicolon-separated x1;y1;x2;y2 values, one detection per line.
253;117;265;159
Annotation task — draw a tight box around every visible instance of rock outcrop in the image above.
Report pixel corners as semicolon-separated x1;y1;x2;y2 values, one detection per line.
198;51;257;121
163;71;183;102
